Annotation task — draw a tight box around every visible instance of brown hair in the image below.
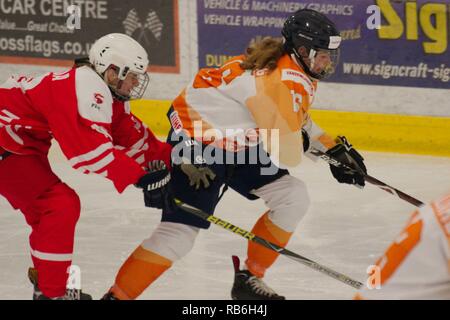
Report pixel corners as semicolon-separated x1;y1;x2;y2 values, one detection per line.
240;37;286;71
73;57;92;69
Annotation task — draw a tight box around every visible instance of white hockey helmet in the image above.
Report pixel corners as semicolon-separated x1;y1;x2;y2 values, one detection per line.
89;33;150;101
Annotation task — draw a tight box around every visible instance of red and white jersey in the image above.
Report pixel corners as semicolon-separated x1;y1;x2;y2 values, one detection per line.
0;66;171;193
356;193;450;299
170;54;336;167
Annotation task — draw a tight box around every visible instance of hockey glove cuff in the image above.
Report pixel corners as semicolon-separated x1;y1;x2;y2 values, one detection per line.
301;129;310;153
326;136;367;188
136;160;174;209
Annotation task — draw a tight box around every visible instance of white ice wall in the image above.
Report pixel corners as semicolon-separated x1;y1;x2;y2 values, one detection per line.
1;0;449;117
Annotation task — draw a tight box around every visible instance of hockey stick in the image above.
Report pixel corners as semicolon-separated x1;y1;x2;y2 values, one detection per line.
309;148;425;208
174;198;364;289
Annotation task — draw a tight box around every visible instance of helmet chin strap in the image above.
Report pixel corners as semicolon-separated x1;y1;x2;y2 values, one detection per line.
290;53;301;67
291;45;324;81
308;48;317;72
290;49;319;81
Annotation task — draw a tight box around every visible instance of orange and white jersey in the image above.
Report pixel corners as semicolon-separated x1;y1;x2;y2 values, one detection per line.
169;53;335;167
356;193;450;299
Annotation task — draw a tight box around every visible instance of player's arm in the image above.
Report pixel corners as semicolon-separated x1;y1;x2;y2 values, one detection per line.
46;68;169;194
110;101;176;206
301;115;336;153
50;107;169;194
111;100;173;171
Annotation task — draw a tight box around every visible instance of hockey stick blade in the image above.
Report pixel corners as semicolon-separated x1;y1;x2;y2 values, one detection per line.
310;148;424;208
174;198;363;290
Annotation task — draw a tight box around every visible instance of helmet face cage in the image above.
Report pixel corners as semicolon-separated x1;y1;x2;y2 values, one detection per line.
293;41;340;80
107;66;150;101
129;72;150;100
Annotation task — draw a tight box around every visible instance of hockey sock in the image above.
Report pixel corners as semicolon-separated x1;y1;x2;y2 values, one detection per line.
245;211;293;278
111;245;172;299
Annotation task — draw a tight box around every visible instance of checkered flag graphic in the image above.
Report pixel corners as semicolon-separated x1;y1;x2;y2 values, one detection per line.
144;10;164;41
122;9;141;36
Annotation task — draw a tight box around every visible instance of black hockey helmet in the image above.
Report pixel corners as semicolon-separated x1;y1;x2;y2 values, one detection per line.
282;9;341;80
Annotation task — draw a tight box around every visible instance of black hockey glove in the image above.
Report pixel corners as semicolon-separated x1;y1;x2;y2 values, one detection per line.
326;136;367;188
135;160;173;209
179;163;216;190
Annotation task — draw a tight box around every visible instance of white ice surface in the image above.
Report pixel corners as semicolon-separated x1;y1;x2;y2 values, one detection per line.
1;145;449;300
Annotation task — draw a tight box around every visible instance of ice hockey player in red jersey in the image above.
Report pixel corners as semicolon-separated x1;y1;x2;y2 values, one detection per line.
102;10;368;300
0;33;172;299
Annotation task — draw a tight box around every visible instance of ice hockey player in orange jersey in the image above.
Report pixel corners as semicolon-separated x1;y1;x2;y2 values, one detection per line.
355;193;450;299
103;9;368;300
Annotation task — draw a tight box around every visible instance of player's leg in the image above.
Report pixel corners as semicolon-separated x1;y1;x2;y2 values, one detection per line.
246;174;310;278
0;154;83;299
23;182;82;299
227;147;310;299
106;222;200;300
104;163;227;299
